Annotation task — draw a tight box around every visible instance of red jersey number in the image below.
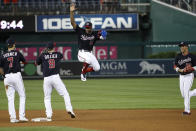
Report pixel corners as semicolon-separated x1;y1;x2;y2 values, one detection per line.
7;57;13;68
49;59;55;69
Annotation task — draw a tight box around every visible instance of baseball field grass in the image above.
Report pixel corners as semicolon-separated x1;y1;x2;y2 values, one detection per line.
0;78;196;131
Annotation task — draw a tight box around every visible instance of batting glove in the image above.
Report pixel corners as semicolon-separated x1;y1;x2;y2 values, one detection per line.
100;30;107;40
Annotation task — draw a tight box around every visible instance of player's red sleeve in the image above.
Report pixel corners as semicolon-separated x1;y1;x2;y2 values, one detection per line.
96;30;102;40
22;61;28;65
173;65;177;69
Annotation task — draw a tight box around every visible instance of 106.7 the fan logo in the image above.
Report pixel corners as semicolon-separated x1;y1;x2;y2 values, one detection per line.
0;20;24;30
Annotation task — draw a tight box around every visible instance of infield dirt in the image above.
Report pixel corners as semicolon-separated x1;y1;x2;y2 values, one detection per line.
0;109;196;131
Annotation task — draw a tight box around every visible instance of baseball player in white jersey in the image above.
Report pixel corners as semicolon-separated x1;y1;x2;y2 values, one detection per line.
36;42;75;121
70;4;107;81
174;42;196;115
0;39;28;123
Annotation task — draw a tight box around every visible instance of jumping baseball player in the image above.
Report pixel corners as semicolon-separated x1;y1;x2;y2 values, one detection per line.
0;38;28;123
174;42;196;115
36;42;75;121
70;4;107;81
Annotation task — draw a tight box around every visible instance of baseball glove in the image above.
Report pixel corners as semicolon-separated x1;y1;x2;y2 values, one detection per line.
1;74;5;79
184;64;194;73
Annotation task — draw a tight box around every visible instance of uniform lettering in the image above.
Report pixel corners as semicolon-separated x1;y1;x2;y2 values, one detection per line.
81;35;95;41
178;57;191;65
3;52;17;58
44;54;58;60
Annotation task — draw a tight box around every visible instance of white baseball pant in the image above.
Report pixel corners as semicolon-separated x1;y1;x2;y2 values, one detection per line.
77;50;100;71
190;88;196;96
4;72;26;120
43;74;73;118
179;73;194;113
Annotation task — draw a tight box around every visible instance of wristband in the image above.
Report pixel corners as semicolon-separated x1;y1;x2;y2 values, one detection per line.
175;67;179;72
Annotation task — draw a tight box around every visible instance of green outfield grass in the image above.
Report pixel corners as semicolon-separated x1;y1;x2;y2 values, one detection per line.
0;78;196;110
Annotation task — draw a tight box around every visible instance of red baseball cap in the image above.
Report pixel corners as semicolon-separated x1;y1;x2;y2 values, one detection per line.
85;22;92;29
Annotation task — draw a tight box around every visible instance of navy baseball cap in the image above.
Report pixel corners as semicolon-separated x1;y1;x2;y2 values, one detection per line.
47;42;55;49
178;42;188;47
85;22;92;29
6;38;15;47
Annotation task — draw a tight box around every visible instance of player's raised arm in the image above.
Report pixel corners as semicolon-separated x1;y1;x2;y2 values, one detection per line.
70;3;77;29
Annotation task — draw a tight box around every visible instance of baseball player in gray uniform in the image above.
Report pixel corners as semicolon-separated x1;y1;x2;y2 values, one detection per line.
0;39;28;123
174;42;196;115
36;42;75;121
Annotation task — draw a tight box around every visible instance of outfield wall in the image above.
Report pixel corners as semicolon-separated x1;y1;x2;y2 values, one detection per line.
20;59;178;79
151;0;196;42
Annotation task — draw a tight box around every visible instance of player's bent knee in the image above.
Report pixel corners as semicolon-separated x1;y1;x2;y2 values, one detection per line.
8;96;14;101
20;95;26;99
44;96;51;100
5;85;8;90
93;65;100;72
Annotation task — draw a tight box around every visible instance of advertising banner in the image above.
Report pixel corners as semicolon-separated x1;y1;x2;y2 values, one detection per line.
89;59;177;77
21;59;178;79
17;46;117;61
36;14;138;32
22;61;83;79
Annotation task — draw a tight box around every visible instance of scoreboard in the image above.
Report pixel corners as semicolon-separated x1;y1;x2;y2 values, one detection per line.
0;16;35;32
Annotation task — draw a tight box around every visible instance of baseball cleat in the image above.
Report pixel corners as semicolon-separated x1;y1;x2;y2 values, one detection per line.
19;117;29;122
182;112;191;115
10;118;19;123
46;117;52;122
68;111;76;118
81;73;87;81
